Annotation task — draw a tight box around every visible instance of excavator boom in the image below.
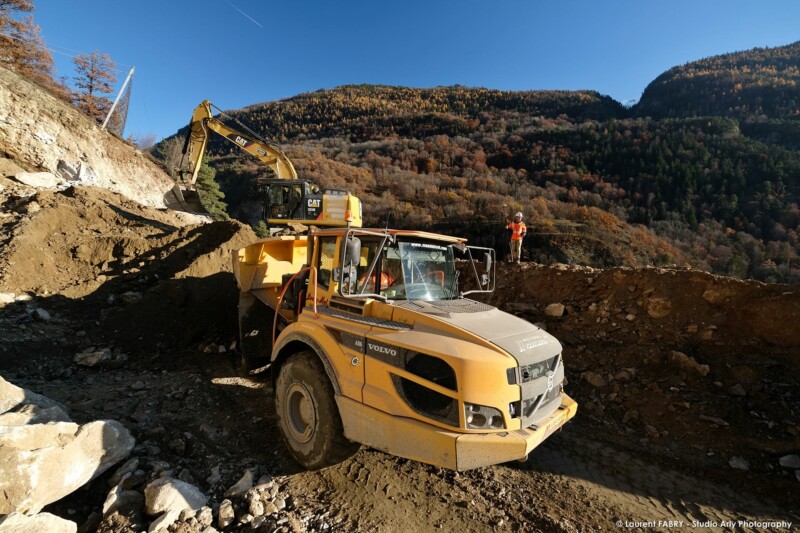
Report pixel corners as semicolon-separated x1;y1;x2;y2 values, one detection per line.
179;100;297;187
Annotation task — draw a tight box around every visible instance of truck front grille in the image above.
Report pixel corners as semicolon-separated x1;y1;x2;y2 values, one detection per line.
520;354;559;383
517;354;563;428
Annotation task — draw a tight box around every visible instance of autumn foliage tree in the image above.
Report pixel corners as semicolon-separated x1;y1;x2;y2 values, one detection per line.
0;0;67;98
72;50;117;123
0;0;34;64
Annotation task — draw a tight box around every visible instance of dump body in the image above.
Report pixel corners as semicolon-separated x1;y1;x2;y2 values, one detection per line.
233;229;577;470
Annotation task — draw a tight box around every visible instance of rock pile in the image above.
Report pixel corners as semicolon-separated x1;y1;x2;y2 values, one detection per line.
0;376;134;527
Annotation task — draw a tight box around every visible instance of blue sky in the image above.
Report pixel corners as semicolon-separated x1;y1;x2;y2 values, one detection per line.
32;0;800;142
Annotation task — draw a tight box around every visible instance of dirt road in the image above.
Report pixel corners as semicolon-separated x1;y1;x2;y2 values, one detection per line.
5;338;793;532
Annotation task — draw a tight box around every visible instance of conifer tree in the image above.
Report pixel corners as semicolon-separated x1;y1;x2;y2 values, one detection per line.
72;50;117;123
0;1;67;98
196;158;229;220
0;0;34;40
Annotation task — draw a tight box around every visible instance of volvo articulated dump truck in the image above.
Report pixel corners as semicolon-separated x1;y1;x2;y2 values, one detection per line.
233;226;577;471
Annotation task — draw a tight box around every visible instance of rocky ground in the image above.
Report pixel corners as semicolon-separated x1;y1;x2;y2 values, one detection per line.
0;172;798;532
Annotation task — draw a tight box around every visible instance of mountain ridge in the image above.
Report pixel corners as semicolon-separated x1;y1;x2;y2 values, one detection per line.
634;40;800;120
156;40;800;283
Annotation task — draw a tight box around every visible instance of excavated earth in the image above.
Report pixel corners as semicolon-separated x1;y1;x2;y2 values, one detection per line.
1;178;798;532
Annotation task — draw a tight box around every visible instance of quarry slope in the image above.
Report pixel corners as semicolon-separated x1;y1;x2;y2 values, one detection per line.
0;65;180;210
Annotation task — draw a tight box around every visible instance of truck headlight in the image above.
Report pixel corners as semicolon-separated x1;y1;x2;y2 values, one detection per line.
465;403;505;429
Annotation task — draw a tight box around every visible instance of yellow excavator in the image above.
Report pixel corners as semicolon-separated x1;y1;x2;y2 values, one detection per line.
169;100;362;228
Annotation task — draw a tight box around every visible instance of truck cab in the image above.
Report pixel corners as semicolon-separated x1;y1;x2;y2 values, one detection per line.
233;228;577;470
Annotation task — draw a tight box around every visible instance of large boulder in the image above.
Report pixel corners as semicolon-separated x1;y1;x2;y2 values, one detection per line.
0;403;70;426
0;376;25;414
0;512;76;533
144;477;207;516
12;171;62;189
0;376;135;514
0;376;69;415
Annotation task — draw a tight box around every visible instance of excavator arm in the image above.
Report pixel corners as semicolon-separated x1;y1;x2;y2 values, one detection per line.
178;100;297;187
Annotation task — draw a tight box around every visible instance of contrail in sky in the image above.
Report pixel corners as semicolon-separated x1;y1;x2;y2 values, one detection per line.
224;0;264;28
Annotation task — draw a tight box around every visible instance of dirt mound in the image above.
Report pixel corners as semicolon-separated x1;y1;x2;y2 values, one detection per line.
99;220;258;354
0;186;200;297
489;263;800;347
472;262;800;503
0;185;257;356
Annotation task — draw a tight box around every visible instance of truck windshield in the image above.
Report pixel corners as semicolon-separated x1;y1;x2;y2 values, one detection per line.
357;239;458;301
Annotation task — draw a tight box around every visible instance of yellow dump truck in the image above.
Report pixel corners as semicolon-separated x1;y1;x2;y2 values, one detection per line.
233;227;577;470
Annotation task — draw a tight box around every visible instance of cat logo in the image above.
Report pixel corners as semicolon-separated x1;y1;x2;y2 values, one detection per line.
307;199;321;208
234;135;248;147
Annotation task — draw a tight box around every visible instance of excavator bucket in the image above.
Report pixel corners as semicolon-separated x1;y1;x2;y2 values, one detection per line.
163;183;208;214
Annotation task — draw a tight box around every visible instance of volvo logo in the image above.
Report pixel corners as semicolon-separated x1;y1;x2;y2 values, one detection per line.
368;343;397;357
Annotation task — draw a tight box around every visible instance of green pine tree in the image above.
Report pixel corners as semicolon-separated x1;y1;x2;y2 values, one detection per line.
196;158;228;220
252;220;269;237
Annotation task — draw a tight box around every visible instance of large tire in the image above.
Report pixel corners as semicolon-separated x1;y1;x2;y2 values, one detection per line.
275;350;359;470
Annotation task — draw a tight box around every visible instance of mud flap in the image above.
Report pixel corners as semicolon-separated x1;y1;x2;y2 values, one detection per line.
239;291;274;372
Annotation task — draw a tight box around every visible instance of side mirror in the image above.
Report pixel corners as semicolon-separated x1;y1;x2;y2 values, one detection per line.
333;265;357;293
344;236;361;267
462;245;495;296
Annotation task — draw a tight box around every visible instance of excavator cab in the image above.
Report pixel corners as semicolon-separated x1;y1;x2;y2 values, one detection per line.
263;180;319;221
262;180;361;228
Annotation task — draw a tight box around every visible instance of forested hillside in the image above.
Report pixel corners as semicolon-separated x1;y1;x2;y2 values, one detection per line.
157;42;800;283
635;41;800;121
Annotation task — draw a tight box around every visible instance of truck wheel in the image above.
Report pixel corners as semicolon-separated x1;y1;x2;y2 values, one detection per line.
275;350;359;470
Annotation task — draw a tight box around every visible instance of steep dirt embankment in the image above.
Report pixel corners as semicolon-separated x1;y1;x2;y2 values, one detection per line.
476;263;799;495
0;65;177;209
0;185;257;357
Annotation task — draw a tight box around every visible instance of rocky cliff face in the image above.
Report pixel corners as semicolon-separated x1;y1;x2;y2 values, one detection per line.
0;66;175;210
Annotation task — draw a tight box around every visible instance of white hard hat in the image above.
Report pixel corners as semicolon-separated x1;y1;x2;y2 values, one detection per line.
515;212;523;218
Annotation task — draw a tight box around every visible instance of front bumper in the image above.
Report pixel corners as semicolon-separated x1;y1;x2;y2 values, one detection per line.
337;393;578;471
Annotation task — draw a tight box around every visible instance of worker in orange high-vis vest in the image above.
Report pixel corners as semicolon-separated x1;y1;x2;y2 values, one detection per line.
506;212;527;263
